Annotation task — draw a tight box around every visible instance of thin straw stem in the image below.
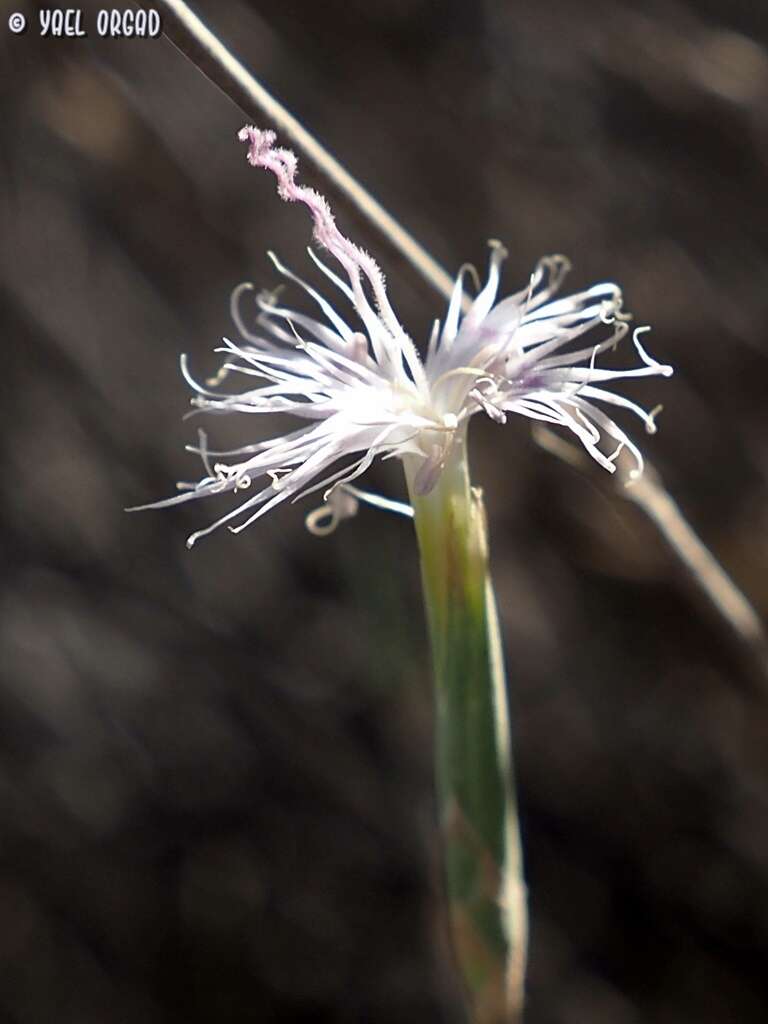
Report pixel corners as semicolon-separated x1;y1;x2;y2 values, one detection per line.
533;426;768;687
145;0;457;302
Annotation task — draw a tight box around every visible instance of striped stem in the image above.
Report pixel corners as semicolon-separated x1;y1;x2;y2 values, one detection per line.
405;432;527;1023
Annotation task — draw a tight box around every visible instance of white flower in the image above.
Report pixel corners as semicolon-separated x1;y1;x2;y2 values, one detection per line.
136;126;672;547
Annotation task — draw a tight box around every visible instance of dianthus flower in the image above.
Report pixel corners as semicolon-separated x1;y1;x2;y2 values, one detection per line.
138;126;672;547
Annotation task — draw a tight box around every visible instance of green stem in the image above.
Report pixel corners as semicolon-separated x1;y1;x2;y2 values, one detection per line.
405;432;527;1023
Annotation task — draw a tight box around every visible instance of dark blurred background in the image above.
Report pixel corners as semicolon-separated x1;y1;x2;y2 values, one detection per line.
2;0;768;1021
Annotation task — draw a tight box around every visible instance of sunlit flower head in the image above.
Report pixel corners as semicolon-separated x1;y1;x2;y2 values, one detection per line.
137;126;672;547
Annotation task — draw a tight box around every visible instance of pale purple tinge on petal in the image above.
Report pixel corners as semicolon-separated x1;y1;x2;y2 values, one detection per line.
134;127;672;544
